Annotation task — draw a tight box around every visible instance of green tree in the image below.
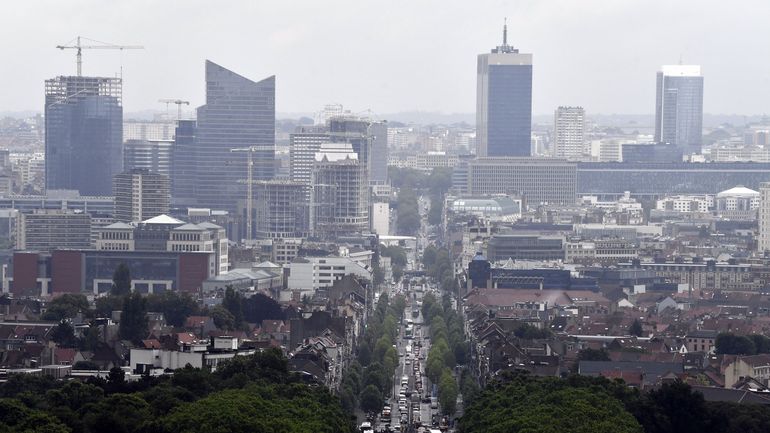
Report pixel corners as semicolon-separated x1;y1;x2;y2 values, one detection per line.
82;393;151;433
42;293;90;321
360;384;384;414
94;295;124;318
629;319;644;337
157;385;354;433
146;291;200;327
241;293;285;324
438;368;458;415
459;375;643;433
50;320;77;347
630;380;708;433
222;287;244;327
716;333;757;355
357;341;372;367
381;245;408;267
118;292;148;344
79;324;101;352
0;398;70;433
577;348;611;362
210;305;236;331
111;263;132;297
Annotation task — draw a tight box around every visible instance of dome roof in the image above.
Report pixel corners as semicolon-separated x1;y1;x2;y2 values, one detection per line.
716;185;759;197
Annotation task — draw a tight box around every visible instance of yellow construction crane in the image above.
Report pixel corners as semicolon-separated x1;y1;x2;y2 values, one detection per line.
56;36;144;77
158;99;190;120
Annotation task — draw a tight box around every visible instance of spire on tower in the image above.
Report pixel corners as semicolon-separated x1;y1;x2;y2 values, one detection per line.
503;17;508;45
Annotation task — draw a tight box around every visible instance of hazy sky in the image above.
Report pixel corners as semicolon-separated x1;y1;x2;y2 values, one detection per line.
2;0;769;116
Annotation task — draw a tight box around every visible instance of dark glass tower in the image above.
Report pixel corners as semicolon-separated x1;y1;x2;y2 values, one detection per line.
654;65;704;155
45;76;123;196
191;60;275;212
476;23;533;157
171;119;197;205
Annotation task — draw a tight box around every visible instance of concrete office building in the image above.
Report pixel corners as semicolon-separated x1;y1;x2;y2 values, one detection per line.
7;249;217;296
16;210;91;251
368;121;389;184
622;143;682;163
283;256;372;302
370;202;390;236
173;61;275;211
0;190;113;215
123;120;175;141
289;126;330;187
251;180;309;239
45;76;123;196
577;162;770;199
486;234;564;261
759;182;770;254
715;186;760;220
124;139;173;177
113;169;171;223
311;143;368;240
96;214;228;274
462;157;577;206
553;106;585;159
654;65;704;155
476;23;533;157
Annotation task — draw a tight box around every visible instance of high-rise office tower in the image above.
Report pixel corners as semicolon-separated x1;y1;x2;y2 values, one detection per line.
654;65;704;155
759;182;770;254
45;76;123;195
171;119;196;205
16;210;92;251
552;106;585;159
369;121;389;184
124;139;173;177
183;60;275;212
476;22;533;157
289;126;330;186
329;117;371;171
113;169;171;223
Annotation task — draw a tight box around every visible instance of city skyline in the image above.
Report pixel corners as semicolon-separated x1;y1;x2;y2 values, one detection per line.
1;0;769;116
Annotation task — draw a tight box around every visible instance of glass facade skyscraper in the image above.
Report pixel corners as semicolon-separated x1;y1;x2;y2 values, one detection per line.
45;76;123;196
180;60;275;212
476;24;533;157
654;65;704;155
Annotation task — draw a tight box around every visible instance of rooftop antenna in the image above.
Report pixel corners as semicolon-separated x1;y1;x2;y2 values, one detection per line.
503;17;508;45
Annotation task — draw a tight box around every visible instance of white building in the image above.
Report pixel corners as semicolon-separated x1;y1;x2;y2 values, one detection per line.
589;140;622;162
96;215;229;274
656;195;712;213
371;202;390;236
758;182;770;253
283;256;372;302
715;186;760;211
553;106;585;159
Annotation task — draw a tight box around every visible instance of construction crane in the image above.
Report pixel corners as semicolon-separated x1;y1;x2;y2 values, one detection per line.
56;36;144;77
158;99;190;120
230;146;275;242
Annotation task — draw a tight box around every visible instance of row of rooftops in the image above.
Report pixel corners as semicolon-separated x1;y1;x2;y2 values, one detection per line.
103;214;224;232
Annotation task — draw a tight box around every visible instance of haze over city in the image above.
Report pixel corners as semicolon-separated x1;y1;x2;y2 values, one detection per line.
2;0;769;115
4;2;770;433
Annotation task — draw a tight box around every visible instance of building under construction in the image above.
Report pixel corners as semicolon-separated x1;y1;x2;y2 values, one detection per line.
45;76;123;196
249;180;309;240
311;143;369;240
